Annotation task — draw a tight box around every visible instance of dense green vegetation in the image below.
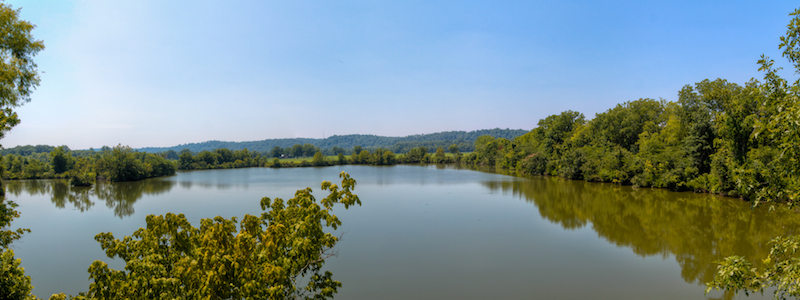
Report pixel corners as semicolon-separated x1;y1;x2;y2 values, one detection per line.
703;8;800;299
1;145;175;184
135;128;527;153
461;78;792;208
1;142;468;174
177;148;264;170
0;130;516;173
0;2;46;299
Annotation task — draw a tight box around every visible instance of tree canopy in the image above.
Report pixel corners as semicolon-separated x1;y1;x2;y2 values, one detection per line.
0;4;43;143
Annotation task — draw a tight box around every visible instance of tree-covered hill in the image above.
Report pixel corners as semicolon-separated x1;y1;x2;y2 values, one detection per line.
135;128;527;153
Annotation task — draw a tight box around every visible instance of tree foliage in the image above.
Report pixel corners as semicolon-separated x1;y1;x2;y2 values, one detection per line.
704;7;800;299
1;194;36;300
0;3;44;142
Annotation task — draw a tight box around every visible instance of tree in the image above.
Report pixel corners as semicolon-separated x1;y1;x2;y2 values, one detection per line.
357;150;370;164
448;143;459;155
162;149;178;160
96;145;144;181
50;146;69;174
215;148;233;163
291;144;304;157
270;146;282;158
57;172;361;300
312;151;327;166
350;146;362;163
0;249;36;300
302;143;317;157
69;157;95;187
1;194;36;300
0;3;44;298
706;7;800;299
434;147;447;163
331;146;346;156
178;150;194;170
0;4;44;143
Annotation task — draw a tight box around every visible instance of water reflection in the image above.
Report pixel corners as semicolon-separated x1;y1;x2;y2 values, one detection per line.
4;179;176;218
94;180;175;217
482;176;800;290
52;183;94;213
175;180;234;190
5;179;56;197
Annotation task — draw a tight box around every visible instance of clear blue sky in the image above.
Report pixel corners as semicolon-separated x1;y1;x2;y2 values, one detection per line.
3;0;798;149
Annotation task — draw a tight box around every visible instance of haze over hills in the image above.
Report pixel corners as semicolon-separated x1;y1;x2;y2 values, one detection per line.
137;128;529;153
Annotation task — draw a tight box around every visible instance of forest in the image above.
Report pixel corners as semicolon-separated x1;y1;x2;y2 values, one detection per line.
0;138;473;176
1;145;175;185
133;128;527;153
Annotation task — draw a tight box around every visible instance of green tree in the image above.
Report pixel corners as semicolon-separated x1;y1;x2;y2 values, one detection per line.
96;145;144;181
291;144;304;157
706;7;800;298
434;147;447;163
589;99;664;152
382;150;396;165
177;150;194;170
69;157;95;187
215;148;233;163
312;151;327;166
270;146;282;158
357;150;370;164
0;200;28;249
448;143;459;154
0;248;37;300
302;143;317;157
0;13;45;297
0;4;44;143
1;194;37;300
50;146;69;174
161;149;178;160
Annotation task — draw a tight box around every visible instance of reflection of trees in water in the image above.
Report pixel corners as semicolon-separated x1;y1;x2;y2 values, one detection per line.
94;179;175;218
175;180;234;190
3;178;176;218
51;181;94;212
482;176;800;298
4;179;56;197
4;179;96;212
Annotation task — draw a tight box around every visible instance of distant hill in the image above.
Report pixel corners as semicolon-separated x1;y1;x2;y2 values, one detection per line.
137;128;529;153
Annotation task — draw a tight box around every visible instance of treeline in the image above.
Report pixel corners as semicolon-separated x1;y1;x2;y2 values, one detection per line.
268;144;464;168
262;141;469;158
1;145;175;185
0;142;469;175
177;148;265;170
462;78;796;205
136;128;527;153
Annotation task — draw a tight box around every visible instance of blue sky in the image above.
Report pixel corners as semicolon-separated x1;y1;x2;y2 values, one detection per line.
3;0;798;149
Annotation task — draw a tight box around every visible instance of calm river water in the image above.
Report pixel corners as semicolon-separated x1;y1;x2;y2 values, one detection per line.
6;165;796;299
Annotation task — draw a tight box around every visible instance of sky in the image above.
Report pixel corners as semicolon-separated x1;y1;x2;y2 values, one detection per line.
2;0;798;149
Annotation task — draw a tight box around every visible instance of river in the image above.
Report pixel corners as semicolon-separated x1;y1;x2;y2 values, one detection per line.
5;165;794;299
